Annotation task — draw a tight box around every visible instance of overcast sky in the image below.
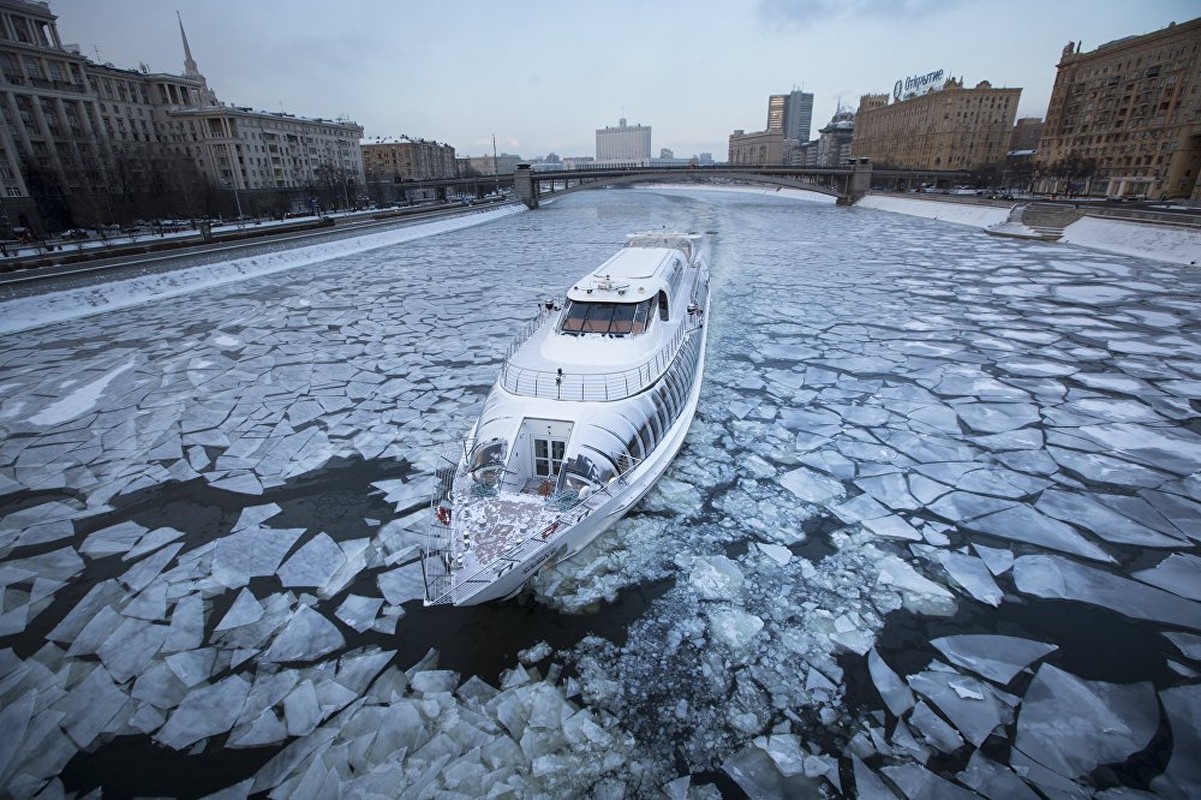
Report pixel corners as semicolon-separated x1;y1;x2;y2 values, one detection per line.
51;0;1197;160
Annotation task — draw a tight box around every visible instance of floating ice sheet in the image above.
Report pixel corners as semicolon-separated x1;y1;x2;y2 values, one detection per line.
1151;684;1201;799
867;649;913;717
778;467;845;505
1131;552;1201;601
1014;554;1201;631
930;635;1057;684
154;675;252;750
1015;663;1157;780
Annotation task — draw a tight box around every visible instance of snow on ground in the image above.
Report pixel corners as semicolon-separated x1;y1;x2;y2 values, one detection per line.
856;193;1010;228
857;192;1201;265
0;204;523;336
1061;215;1201;266
0;187;1199;798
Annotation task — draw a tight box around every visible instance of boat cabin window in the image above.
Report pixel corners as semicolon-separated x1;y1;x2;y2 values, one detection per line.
555;452;616;497
468;439;507;482
533;437;566;477
657;290;669;321
559;298;653;337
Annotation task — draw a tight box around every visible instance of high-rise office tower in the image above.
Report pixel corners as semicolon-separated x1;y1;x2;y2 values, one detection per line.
767;90;814;142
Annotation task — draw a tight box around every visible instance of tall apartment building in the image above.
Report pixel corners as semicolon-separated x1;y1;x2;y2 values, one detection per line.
361;136;456;181
0;0;364;235
596;118;651;165
851;77;1020;171
767;89;814;143
1037;17;1201;200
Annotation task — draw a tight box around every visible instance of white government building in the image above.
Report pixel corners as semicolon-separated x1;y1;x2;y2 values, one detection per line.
595;118;652;167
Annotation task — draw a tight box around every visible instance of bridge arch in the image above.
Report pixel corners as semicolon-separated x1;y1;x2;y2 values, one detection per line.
514;163;870;209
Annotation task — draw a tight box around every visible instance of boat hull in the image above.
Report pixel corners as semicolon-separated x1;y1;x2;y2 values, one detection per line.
421;232;711;607
446;330;707;606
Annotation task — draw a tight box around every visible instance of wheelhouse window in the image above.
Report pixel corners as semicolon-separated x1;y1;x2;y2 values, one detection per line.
559;298;653;336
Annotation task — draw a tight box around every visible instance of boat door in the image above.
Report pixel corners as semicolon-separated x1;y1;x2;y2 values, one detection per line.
512;418;574;495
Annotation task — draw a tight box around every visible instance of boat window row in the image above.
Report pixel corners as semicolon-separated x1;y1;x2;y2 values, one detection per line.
621;336;700;463
559;292;669;336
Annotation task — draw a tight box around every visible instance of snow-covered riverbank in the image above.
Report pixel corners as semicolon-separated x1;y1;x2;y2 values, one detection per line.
857;193;1200;266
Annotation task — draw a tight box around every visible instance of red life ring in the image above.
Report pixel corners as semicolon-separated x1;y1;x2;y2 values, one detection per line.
436;506;450;525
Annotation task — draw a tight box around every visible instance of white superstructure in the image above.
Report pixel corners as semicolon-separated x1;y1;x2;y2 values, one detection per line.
422;232;711;606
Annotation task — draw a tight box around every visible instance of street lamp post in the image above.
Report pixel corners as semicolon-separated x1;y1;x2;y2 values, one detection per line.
225;180;243;219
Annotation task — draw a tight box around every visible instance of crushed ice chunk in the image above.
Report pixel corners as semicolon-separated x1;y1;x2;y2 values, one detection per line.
852;755;901;799
706;607;763;652
212;526;305;588
96;617;168;683
1036;489;1187;548
723;744;819;798
876;554;956;615
1163;631;1201;661
756;542;792;566
56;666;129;748
283;680;322;737
862;513;924;541
79;521;148;558
162;593;205;653
377;562;425;606
519;641;553;665
688;555;744;600
165;649;218;688
779;466;845;504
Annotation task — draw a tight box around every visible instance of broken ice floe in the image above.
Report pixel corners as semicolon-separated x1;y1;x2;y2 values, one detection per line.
930;635;1057;684
1015;663;1158;780
3;181;1201;798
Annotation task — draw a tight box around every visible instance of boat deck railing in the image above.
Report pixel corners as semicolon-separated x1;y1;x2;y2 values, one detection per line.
422;452;642;606
420;448;464;606
499;278;706;402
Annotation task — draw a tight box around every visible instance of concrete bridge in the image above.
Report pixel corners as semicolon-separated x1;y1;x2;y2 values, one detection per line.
512;162;877;208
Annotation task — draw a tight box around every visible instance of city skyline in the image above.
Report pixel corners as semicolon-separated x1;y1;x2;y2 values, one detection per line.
46;0;1201;159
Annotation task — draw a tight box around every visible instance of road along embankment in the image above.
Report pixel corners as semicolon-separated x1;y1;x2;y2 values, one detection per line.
856;193;1200;266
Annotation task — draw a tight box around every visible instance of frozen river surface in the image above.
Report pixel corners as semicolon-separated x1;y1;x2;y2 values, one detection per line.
1;188;1199;798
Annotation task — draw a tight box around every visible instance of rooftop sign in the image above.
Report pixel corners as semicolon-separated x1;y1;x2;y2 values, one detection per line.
893;69;946;101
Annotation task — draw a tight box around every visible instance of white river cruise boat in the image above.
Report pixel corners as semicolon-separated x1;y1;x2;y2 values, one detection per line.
422;232;711;606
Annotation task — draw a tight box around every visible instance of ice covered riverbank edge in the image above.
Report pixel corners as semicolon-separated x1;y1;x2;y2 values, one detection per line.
856;192;1199;266
0;203;526;336
640;183;1198;266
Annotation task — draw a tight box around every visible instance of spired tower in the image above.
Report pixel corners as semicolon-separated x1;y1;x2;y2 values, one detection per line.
177;12;217;105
